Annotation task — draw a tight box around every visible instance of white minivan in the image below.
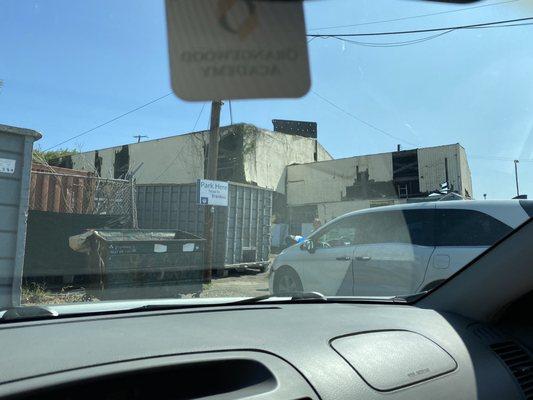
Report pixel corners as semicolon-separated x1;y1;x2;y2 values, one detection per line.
269;200;533;297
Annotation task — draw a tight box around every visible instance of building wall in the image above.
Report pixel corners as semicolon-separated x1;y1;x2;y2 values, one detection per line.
67;125;331;192
71;150;96;172
458;146;473;198
72;149;115;178
317;142;332;161
70;133;206;184
417;144;463;195
286;153;394;206
244;128;332;194
316;199;407;223
132;134;205;184
285;143;472;226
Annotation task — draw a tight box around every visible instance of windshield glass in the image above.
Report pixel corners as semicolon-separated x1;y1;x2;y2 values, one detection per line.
1;0;532;309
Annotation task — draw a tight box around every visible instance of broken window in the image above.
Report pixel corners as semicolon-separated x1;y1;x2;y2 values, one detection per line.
94;151;102;176
392;150;420;198
113;145;129;179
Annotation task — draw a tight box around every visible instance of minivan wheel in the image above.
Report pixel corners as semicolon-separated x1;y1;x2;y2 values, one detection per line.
273;267;303;296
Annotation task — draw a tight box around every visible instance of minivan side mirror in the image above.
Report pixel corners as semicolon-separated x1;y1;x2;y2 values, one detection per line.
300;239;315;254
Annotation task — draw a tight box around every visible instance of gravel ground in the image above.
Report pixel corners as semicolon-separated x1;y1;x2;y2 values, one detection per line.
22;269;271;304
200;269;270;298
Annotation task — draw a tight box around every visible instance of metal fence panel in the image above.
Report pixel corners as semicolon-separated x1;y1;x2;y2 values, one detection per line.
137;183;272;268
0;125;41;308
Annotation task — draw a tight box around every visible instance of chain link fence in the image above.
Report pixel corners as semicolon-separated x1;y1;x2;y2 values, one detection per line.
29;166;137;227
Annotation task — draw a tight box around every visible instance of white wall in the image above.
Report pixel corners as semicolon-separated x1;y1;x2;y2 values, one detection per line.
245;129;333;194
458;146;473;198
129;134;205;184
316;200;372;223
417;144;463;195
286;153;394;206
68;126;332;192
317;142;332;161
71;149;115;177
70;133;206;184
71;151;96;173
317;199;407;223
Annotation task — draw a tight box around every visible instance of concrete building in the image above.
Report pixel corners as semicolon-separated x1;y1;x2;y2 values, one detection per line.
53;123;332;194
285;144;472;233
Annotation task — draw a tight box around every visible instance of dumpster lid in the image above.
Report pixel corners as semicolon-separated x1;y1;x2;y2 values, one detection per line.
69;229;204;253
0;124;42;140
94;229;203;242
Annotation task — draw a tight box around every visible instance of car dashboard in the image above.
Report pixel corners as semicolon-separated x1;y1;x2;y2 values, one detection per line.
0;302;531;400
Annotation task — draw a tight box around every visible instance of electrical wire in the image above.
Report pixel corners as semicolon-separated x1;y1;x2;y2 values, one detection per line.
312;91;418;147
45;93;173;151
307;16;533;38
152;102;208;183
308;0;519;31
464;21;533;29
192;102;207;132
470;155;533;162
331;30;454;48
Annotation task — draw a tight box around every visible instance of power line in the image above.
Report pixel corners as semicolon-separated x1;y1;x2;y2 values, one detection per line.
152;102;208;183
307;16;533;38
192;102;207;132
332;30;454;48
470;155;533;162
45;93;173;151
311;20;533;48
308;0;519;31
312;90;418;147
465;21;533;29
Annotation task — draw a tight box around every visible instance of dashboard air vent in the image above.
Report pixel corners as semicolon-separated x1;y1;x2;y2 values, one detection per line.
491;341;533;399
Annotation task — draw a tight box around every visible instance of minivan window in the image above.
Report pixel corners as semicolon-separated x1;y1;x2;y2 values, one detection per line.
436;210;513;247
357;210;434;246
314;217;358;248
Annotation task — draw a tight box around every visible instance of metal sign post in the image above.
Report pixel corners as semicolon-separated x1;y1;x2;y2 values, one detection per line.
198;179;229;281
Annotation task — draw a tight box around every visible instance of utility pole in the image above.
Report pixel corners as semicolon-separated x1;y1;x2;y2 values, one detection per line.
204;100;223;282
229;100;234;125
514;160;520;197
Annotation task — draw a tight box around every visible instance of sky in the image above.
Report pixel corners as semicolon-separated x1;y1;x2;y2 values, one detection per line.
1;0;533;199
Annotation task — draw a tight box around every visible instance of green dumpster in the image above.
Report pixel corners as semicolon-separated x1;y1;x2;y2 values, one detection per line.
72;229;205;300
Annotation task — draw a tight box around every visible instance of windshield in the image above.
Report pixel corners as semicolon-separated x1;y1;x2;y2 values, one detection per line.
1;0;532;310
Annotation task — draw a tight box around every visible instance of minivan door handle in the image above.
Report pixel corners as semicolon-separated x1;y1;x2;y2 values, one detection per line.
356;256;372;261
336;256;351;261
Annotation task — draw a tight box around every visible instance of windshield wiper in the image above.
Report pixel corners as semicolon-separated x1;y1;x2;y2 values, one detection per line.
391;291;429;303
231;291;429;305
229;291;328;305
